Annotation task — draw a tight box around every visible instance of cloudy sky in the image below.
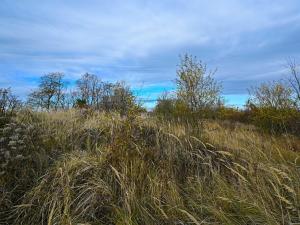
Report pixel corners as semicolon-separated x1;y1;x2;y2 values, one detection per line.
1;0;300;107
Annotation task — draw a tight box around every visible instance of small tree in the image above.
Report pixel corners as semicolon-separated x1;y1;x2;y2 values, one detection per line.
0;88;21;116
176;54;222;111
286;59;300;108
76;73;103;108
249;81;294;110
27;73;66;111
248;81;299;134
107;82;136;116
76;74;140;115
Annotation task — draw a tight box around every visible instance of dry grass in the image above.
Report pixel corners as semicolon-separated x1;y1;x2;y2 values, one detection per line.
1;110;300;224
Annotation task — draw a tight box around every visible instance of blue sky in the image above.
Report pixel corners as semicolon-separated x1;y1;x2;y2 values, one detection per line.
1;0;300;108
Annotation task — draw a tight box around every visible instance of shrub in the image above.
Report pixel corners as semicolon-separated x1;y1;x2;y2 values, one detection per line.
249;107;300;134
216;107;249;123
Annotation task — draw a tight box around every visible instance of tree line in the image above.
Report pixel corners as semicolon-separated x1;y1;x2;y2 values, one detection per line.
1;73;142;116
1;54;300;133
156;55;300;112
154;55;300;134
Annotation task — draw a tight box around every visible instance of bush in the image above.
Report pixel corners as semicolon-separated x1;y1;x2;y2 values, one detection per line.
155;98;221;122
0;111;50;221
216;107;250;123
249;107;300;134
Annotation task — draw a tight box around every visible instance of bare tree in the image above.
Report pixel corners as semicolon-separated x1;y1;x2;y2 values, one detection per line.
249;81;294;109
76;74;138;114
76;73;102;107
100;82;114;110
176;54;222;111
286;59;300;108
27;72;66;111
0;88;21;116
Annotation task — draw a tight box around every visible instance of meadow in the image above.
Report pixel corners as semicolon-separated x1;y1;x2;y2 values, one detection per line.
1;109;300;225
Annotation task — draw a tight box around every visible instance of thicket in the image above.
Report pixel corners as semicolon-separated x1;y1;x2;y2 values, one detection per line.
154;56;300;135
26;72;144;115
2;55;300;135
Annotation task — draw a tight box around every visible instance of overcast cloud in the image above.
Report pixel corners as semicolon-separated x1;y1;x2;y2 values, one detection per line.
1;0;300;106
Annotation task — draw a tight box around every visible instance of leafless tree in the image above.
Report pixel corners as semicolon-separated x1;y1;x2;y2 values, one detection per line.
76;74;137;114
76;73;103;107
176;54;222;111
286;59;300;108
0;88;21;116
27;72;66;111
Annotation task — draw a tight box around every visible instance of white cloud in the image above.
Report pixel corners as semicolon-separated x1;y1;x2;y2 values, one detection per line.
1;0;300;98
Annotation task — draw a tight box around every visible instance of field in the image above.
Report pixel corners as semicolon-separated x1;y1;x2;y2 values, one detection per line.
1;110;300;225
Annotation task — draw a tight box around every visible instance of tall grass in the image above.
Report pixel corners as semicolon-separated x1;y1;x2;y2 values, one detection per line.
1;110;300;224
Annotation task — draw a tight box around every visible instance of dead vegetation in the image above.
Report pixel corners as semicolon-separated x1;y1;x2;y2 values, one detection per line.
0;110;299;225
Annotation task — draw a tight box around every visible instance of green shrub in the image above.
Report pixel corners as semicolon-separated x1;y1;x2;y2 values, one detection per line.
249;107;300;134
216;107;250;123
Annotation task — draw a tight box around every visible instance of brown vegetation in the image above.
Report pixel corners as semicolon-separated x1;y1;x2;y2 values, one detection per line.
0;110;299;224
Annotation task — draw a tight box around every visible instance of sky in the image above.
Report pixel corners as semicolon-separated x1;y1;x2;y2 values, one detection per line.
1;0;300;108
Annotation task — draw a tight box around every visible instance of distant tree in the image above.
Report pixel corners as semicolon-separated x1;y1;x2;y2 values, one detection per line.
76;74;140;114
110;81;136;115
249;81;294;110
0;88;21;116
176;54;222;111
100;82;114;110
76;73;102;107
286;59;300;108
27;72;66;111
